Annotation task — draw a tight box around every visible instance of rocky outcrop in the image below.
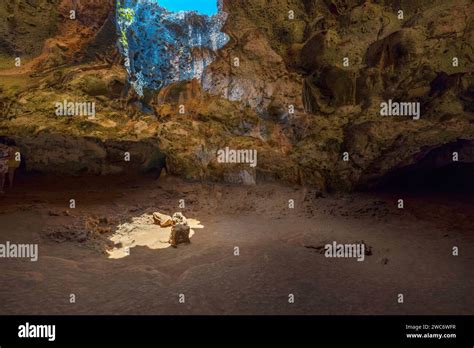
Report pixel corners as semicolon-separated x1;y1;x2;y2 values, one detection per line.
116;0;229;96
0;0;473;192
7;133;164;175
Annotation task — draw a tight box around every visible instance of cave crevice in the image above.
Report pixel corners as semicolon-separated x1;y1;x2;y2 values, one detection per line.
364;139;474;193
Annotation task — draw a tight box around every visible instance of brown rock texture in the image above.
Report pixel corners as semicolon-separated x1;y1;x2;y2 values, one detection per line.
0;0;473;191
169;224;191;248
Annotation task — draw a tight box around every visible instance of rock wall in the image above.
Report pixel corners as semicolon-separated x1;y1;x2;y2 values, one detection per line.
116;0;229;96
8;132;164;175
0;0;473;191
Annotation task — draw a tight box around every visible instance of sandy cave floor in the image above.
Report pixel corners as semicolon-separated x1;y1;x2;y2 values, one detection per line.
0;174;473;315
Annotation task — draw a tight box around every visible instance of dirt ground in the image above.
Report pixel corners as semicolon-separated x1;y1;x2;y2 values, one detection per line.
0;173;473;315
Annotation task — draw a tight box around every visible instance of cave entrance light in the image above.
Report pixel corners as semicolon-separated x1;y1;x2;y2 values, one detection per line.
157;0;219;16
117;0;228;96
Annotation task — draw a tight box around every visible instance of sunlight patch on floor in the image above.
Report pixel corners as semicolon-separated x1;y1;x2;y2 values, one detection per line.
107;213;204;259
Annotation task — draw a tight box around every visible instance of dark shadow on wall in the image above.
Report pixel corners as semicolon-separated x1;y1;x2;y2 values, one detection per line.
367;139;474;193
0;133;167;177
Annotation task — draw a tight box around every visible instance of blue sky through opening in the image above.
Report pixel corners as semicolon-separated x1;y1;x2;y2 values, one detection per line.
157;0;218;15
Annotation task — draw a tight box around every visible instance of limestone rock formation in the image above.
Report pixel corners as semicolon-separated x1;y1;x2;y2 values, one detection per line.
116;0;229;96
171;212;187;226
152;212;173;227
0;0;472;191
169;223;191;248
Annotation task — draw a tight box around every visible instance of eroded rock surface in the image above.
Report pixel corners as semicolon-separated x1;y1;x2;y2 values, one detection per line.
116;0;229;96
0;0;472;191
